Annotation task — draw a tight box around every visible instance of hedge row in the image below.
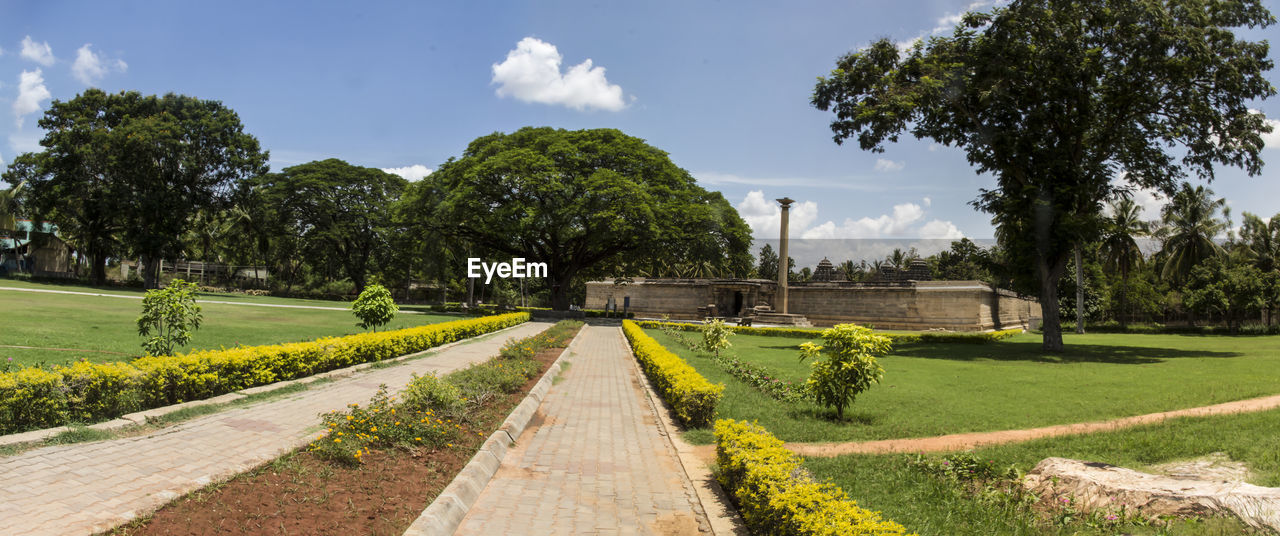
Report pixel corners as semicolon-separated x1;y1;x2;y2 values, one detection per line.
621;320;722;427
715;419;915;536
0;312;530;435
634;320;1021;344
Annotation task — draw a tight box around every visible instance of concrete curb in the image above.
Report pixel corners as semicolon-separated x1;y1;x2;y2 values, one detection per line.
402;329;582;536
0;322;532;449
622;332;749;536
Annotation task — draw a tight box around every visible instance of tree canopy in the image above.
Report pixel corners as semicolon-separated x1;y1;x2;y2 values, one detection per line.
6;89;267;287
421;127;753;310
812;0;1274;350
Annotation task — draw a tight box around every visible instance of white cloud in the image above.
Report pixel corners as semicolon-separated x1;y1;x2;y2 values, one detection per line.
13;69;52;128
736;190;818;238
20;36;54;66
382;164;432;181
874;158;904;172
492;37;628;112
72;44;127;85
738;191;963;240
1262;117;1280;150
920;220;964;239
923;197;932;207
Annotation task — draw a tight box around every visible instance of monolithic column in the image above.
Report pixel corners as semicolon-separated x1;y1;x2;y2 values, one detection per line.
777;197;794;314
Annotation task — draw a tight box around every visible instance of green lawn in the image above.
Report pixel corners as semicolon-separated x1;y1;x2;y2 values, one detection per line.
802;408;1280;535
643;328;1280;444
0;278;358;308
1;281;456;366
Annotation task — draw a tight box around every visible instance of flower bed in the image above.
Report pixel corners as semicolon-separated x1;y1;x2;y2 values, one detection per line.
635;320;1020;343
621;320;722;427
0;312;529;434
715;419;915;536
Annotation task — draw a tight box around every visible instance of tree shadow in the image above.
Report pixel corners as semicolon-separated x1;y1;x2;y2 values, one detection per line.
893;341;1242;364
789;405;877;425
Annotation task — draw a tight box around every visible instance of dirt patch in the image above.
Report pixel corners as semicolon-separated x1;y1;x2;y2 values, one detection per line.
649;512;702;535
785;392;1280;457
114;342;571;535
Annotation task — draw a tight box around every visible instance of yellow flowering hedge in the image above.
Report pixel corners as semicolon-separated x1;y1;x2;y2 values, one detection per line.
715;419;915;536
621;320;722;427
635;320;1020;344
0;312;529;435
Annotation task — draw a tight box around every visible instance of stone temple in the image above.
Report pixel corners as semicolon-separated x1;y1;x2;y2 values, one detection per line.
585;259;1042;331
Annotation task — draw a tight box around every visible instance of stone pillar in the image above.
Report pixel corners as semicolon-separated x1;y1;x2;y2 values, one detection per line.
776;197;794;314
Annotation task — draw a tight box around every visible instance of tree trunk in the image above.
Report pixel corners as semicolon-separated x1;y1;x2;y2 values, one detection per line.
550;271;574;311
1038;254;1069;352
89;250;108;286
142;254;162;289
1075;246;1085;334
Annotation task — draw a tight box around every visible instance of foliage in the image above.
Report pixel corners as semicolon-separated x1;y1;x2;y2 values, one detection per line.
755;244;779;280
700;319;733;358
1156;183;1228;284
0;313;529;434
927;238;993;282
8;89;268;288
422;127;753;310
137;279;204;357
252;159;408;294
798;324;890;419
906;451;1018;483
1183;256;1269;333
635;320;1020;344
351;283;398;331
812;0;1275;351
714;419;915;536
400;372;463;415
309;386;456;465
621;320;723;427
656;321;808;403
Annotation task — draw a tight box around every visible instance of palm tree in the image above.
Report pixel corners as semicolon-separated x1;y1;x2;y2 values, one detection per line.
1156;183;1226;285
885;247;920;270
1100;197;1148;327
1238;211;1280;324
1;181;25;270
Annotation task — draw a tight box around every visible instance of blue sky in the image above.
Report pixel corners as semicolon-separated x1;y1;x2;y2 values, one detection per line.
2;0;1279;249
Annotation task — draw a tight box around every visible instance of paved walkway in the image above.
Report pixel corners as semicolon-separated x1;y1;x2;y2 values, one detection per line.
456;325;711;535
0;322;552;536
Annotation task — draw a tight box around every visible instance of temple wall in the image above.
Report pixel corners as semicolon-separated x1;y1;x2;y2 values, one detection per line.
586;279;1042;331
586;280;711;320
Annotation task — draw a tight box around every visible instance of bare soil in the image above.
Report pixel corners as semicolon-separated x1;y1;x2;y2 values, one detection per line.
113;344;568;536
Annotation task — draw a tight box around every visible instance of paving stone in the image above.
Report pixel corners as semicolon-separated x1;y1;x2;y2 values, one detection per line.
0;322;551;536
455;326;711;535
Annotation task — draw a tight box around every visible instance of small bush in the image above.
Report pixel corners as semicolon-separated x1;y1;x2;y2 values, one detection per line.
401;372;463;413
715;419;915;536
137;278;203;356
700;319;734;358
622;320;722;427
352;283;398;331
799;324;890;420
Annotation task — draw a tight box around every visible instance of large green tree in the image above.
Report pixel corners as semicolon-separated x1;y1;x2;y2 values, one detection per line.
10;89;268;288
812;0;1274;350
253;159;408;294
423;127;753;310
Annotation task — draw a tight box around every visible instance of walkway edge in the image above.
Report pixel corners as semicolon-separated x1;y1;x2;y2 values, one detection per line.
623;335;749;536
0;322;533;449
402;329;581;536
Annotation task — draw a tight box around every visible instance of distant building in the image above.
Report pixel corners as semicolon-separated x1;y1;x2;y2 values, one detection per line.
0;220;75;278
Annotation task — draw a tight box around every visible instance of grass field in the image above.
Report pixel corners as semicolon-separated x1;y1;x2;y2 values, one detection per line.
1;280;457;366
0;278;355;308
642;328;1280;444
802;408;1280;535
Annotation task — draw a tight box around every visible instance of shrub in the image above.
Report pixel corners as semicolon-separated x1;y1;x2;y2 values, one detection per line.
700;319;734;358
622;320;722;427
0;312;529;434
352;283;398;331
636;320;1020;344
715;419;914;536
401;372;463;413
798;324;890;419
137;278;203;356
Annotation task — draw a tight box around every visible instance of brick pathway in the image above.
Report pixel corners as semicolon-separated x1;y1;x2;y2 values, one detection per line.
456;325;710;535
0;322;552;536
